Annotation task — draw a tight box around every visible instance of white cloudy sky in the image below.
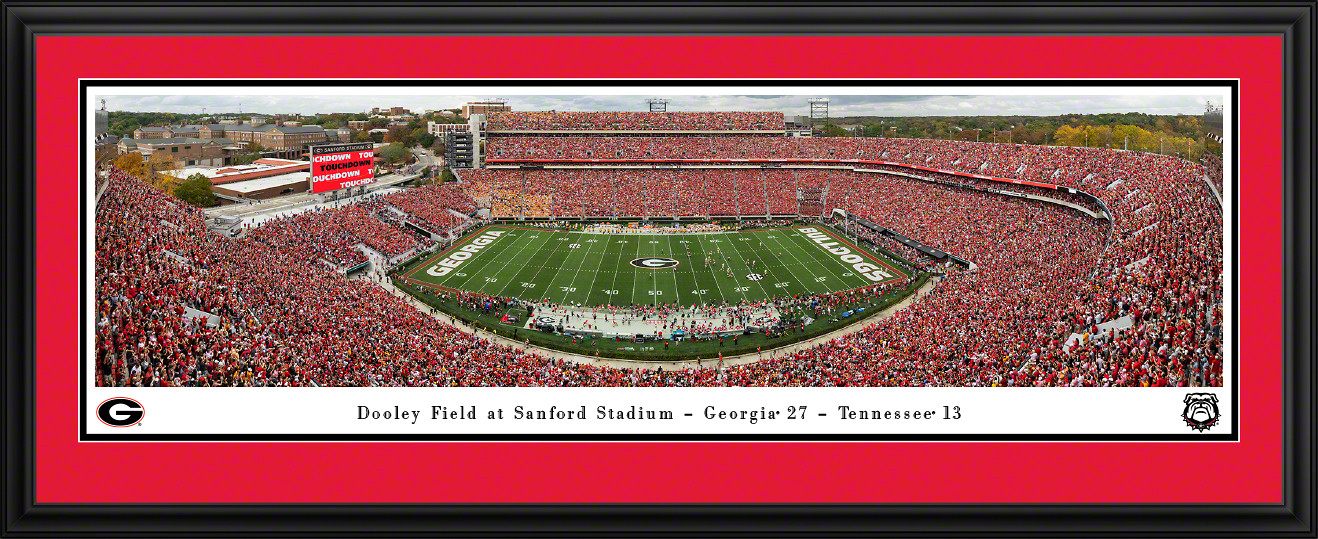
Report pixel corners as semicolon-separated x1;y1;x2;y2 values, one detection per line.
102;93;1219;117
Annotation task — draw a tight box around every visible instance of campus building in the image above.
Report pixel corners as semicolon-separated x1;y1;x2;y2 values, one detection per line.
117;137;234;167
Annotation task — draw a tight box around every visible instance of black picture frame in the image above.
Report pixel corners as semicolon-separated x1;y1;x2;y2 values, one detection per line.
2;3;1312;537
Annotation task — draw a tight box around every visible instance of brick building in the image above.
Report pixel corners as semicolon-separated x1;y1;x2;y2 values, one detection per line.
196;124;331;156
462;101;511;117
131;123;333;157
328;128;353;142
117;137;233;167
132;125;205;139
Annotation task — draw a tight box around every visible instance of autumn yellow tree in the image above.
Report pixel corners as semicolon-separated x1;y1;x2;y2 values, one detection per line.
1082;125;1113;148
113;152;146;177
1112;124;1156;152
145;152;179;192
1052;125;1085;147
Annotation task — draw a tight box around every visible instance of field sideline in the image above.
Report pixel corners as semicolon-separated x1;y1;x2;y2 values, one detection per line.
400;223;910;308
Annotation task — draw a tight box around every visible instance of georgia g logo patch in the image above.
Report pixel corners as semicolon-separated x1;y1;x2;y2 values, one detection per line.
96;397;145;427
630;257;679;269
1181;393;1220;432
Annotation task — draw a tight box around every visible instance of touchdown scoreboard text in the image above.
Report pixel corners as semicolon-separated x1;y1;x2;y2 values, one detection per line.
309;142;374;193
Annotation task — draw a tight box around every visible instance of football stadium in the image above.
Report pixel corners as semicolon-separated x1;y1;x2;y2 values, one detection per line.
95;107;1225;388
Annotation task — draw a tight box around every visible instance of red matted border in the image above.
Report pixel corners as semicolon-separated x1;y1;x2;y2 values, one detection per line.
36;36;1281;504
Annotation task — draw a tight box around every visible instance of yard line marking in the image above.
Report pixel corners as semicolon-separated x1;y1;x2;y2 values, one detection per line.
606;235;631;306
437;225;521;293
628;233;644;306
646;233;663;308
701;232;756;302
722;229;780;303
476;227;553;295
759;228;829;295
492;229;566;300
779;226;856;290
584;232;615;306
531;232;582;302
731;230;788;298
661;234;683;307
557;230;610;304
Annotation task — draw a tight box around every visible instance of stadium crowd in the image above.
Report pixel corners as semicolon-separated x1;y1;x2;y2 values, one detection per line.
486;135;1211;189
486;111;785;131
95;126;1223;387
461;167;830;218
379;183;477;236
244;198;425;264
1201;153;1224;198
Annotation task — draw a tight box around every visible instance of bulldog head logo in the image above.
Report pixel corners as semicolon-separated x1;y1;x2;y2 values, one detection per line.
1181;393;1220;432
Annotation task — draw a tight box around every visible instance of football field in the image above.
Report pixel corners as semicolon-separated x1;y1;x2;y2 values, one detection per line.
400;224;910;308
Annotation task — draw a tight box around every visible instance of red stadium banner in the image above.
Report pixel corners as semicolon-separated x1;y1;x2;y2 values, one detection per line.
309;142;374;193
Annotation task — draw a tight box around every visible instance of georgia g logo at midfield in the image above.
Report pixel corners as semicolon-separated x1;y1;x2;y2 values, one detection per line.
1181;393;1220;432
96;397;144;427
630;257;679;269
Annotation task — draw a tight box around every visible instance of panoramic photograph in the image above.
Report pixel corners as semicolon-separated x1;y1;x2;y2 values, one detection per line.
91;90;1226;389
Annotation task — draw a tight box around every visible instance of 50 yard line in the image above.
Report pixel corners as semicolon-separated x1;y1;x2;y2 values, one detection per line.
645;234;664;308
628;234;644;307
665;235;685;307
663;234;681;307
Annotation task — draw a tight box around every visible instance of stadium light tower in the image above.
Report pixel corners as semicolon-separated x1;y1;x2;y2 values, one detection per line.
647;98;669;113
808;98;829;129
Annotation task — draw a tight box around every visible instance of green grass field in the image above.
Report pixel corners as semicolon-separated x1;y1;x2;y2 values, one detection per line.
400;224;910;307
